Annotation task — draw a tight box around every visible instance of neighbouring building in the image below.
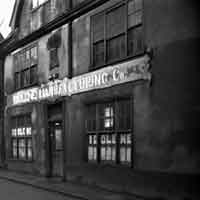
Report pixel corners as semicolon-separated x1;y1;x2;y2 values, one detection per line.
0;0;200;194
0;32;5;166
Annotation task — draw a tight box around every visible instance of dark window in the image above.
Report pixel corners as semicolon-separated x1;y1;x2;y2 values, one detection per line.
14;45;38;90
49;48;59;70
91;0;143;69
86;99;133;165
11;115;33;161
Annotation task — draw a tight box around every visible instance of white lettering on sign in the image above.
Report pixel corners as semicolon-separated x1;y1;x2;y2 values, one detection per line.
11;55;151;106
11;127;32;136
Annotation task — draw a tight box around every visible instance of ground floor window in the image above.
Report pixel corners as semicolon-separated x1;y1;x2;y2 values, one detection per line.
11;115;33;161
86;98;133;165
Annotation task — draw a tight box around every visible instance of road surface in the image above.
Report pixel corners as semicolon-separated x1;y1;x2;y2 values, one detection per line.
0;179;82;200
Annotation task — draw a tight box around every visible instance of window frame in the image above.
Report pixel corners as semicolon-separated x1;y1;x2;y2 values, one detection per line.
10;115;33;162
49;47;59;70
14;44;38;91
85;98;134;167
90;0;144;70
32;0;49;10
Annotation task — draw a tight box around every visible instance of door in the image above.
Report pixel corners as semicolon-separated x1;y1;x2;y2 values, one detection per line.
49;121;63;177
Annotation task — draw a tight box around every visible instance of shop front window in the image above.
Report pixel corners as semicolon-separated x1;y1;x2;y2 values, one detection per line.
11;115;33;161
86;99;133;165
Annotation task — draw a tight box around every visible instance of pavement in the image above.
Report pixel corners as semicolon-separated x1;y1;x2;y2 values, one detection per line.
0;168;142;200
0;168;199;200
0;179;76;200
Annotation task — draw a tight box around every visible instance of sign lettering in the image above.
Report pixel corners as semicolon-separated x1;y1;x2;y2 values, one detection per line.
10;55;151;106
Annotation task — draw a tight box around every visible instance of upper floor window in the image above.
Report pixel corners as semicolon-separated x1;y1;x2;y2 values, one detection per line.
91;0;143;69
49;48;59;70
32;0;48;9
14;45;38;90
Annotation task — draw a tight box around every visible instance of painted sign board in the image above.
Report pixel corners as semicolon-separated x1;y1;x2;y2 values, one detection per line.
10;55;151;106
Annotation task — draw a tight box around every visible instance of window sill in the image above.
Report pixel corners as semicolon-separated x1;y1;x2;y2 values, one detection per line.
87;161;132;168
14;82;39;93
89;51;146;73
8;159;34;163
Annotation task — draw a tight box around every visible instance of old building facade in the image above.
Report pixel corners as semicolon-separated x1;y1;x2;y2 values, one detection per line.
1;0;200;191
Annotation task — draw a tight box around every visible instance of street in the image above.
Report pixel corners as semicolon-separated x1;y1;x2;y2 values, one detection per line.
0;179;82;200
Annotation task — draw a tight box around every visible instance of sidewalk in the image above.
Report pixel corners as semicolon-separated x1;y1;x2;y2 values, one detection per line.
0;168;199;200
0;169;143;200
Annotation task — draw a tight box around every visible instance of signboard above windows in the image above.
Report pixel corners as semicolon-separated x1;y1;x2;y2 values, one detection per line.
9;55;151;107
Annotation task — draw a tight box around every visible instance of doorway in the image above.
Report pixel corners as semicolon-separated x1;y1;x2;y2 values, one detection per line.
47;102;64;177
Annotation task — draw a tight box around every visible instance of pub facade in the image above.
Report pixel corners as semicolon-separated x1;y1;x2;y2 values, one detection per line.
2;0;200;191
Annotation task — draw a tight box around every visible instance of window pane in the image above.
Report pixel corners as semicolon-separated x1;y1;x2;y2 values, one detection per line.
11;129;17;137
18;139;26;159
88;146;97;161
127;147;131;162
55;129;62;150
18;116;25;127
27;139;33;160
128;26;143;56
106;146;112;160
32;0;38;8
106;5;125;39
101;135;106;144
21;52;26;70
112;147;116;161
127;134;132;144
19;139;26;147
50;48;59;69
15;72;21;89
28;148;32;160
26;115;32;126
31;47;37;66
107;34;125;62
120;147;126;162
128;0;142;15
92;13;105;42
30;66;37;84
128;0;135;15
13;147;18;158
93;147;97;160
26;50;31;68
120;134;127;144
135;0;142;11
101;147;106;161
93;135;97;144
89;135;92;145
128;11;142;28
112;134;116;144
23;69;30;87
39;0;47;4
93;41;104;67
12;139;17;148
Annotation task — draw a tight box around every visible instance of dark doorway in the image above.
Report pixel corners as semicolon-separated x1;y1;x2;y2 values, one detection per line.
47;103;63;177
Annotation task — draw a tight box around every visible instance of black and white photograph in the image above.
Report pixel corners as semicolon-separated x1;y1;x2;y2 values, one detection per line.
0;0;199;199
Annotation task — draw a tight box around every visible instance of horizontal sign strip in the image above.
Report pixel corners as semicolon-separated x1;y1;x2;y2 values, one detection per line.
9;55;151;106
